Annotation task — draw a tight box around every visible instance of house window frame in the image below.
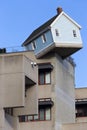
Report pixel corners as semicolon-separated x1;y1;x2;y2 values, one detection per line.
42;34;47;43
39;70;51;85
73;30;77;37
32;41;37;50
55;29;59;36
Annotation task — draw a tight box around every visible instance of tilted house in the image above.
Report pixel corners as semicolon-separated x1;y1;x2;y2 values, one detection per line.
22;7;82;59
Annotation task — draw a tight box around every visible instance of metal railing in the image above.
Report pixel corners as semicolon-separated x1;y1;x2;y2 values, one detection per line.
0;46;27;54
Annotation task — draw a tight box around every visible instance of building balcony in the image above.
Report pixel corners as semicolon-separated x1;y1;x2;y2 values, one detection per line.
0;53;38;112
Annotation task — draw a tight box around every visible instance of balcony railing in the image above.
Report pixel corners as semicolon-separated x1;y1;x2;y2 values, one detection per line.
0;46;27;54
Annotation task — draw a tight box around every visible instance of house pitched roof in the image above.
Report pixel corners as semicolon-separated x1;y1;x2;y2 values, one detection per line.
22;7;81;46
22;14;58;46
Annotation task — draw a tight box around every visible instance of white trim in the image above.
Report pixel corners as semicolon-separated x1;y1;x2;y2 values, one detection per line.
32;41;37;50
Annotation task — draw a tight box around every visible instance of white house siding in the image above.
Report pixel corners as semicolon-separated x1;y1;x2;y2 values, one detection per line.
51;14;82;46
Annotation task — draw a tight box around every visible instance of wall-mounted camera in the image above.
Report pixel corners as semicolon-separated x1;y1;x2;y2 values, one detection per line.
31;62;37;67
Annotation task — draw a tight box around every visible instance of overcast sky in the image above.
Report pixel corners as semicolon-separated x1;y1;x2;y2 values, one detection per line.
0;0;87;87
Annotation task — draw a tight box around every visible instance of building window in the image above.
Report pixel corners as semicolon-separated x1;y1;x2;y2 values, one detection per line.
76;106;87;117
19;115;26;122
39;70;51;85
39;107;51;121
45;107;51;120
39;108;44;120
73;30;77;37
19;106;51;122
55;29;59;36
32;41;37;50
28;115;33;121
4;108;13;116
76;102;87;117
42;34;47;43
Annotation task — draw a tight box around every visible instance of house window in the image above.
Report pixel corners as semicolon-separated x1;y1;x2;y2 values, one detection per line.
39;107;51;121
19;106;51;122
73;30;77;37
19;115;26;122
55;29;59;36
39;70;51;85
32;41;37;50
42;34;47;43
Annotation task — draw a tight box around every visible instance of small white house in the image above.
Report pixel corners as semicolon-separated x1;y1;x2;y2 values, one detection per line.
22;7;83;59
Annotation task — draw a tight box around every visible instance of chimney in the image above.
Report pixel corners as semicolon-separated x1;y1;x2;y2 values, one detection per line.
56;7;63;15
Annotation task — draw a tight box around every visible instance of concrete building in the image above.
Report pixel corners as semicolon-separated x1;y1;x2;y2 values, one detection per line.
0;7;86;130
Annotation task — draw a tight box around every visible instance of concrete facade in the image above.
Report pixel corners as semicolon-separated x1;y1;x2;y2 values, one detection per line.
0;51;76;130
0;53;38;130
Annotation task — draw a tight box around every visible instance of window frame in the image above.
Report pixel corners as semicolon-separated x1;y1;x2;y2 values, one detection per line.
19;106;51;122
73;30;77;37
55;29;59;36
41;34;47;43
76;103;87;117
39;70;51;85
32;41;37;50
4;108;13;116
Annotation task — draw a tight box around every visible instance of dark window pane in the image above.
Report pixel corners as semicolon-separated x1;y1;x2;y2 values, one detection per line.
19;116;25;122
76;105;87;117
39;70;51;85
73;30;77;37
55;29;59;36
39;109;44;120
39;72;44;85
